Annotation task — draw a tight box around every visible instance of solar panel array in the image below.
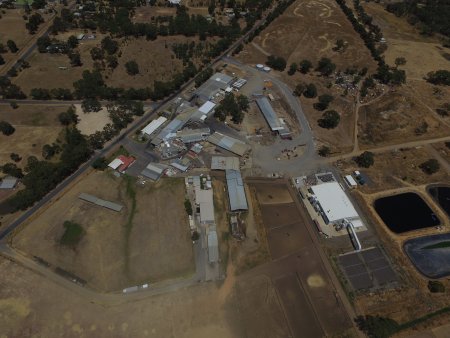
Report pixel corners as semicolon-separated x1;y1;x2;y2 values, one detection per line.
338;247;397;291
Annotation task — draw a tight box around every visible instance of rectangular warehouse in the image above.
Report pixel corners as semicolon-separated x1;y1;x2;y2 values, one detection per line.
141;116;167;138
226;169;248;211
255;97;284;131
310;182;360;225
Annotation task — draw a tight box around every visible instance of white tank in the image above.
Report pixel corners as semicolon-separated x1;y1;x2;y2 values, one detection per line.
263;66;271;72
256;64;264;69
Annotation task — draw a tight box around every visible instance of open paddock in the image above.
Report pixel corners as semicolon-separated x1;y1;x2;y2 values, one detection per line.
12;172;194;292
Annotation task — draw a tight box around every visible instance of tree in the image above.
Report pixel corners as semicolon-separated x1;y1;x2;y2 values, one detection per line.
125;60;139;75
37;36;51;53
318;110;340;129
355;315;399;338
333;39;346;52
314;94;334;111
101;37;119;55
427;70;450;86
394;56;406;67
288;62;297;76
293;83;305;97
92;157;108;170
299;59;312;74
184;199;193;215
0;121;15;135
82;98;102;113
90;47;104;61
58;106;78;125
237;94;249;111
303;83;317;98
419;159;440;175
10;153;22;162
69;52;82;67
316;57;336;76
266;55;287;71
31;0;47;10
7;40;18;53
355;151;374;168
1;162;23;178
30;88;51;100
191;230;200;241
106;55;118;69
428;281;445;293
67;35;79;49
318;145;331;157
0;55;4;65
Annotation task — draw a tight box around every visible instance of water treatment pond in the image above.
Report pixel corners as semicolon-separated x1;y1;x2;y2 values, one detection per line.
428;186;450;218
404;233;450;279
374;193;440;233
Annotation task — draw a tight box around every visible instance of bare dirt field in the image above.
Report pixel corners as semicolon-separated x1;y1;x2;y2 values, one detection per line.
0;105;65;167
358;88;450;149
0;256;246;338
247;179;353;336
75;105;112;136
12;172;194;292
13;33;100;95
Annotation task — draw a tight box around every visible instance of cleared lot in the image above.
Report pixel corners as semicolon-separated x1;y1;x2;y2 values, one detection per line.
13;172;194;292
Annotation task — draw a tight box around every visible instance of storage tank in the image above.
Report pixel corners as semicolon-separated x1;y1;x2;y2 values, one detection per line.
263;66;271;72
256;64;264;70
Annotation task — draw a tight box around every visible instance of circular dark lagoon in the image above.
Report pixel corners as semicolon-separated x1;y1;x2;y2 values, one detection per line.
404;233;450;279
374;192;440;234
428;186;450;218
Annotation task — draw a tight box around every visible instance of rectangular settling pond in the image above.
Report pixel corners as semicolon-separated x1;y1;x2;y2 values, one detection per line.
404;233;450;279
374;192;440;234
428;186;450;218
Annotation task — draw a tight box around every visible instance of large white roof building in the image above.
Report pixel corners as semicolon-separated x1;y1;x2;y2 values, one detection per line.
310;182;361;226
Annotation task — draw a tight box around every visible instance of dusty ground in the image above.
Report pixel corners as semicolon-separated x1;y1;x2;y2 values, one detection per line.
0;256;245;338
12;172;195;292
247;179;353;336
358;88;450;149
13;32;101;95
0;105;65;167
75;105;111;136
337;146;450;194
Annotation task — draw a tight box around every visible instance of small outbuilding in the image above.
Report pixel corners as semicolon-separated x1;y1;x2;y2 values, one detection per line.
0;176;18;189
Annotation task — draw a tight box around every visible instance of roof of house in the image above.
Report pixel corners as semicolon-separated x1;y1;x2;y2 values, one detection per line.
117;155;135;172
199;101;216;114
0;176;18;189
226;169;248;211
207;132;250;157
108;158;123;170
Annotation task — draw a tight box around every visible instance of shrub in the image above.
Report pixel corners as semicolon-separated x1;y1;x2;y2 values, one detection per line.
428;281;445;293
419;159;440;175
303;83;317;98
60;221;84;247
318;110;340;129
355;151;375;168
125;60;139;75
184;199;193;215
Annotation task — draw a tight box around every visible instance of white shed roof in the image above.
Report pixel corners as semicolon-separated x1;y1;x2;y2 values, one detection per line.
345;175;357;187
199;101;216;114
141;116;167;136
311;182;358;223
108;158;123;170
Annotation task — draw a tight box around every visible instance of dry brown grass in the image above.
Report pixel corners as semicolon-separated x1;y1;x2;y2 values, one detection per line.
13;172;194;292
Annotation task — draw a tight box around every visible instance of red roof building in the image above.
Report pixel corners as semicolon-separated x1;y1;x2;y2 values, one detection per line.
117;155;136;173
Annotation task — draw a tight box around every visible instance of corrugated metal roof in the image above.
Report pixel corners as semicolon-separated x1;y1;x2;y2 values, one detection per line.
199;101;216;114
255;97;284;131
196;188;215;223
207;132;249;157
108;158;123;170
79;193;123;212
211;156;240;171
141;116;167;137
0;176;18;189
141;163;164;181
207;230;219;263
225;170;248;211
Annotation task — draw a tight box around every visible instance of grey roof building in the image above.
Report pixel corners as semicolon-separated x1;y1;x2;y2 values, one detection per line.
195;73;234;103
225;169;248;211
176;127;210;144
255;96;284;131
0;176;18;189
211;156;240;171
207;228;219;263
78;193;123;212
141;163;165;181
195;188;215;224
207;132;250;157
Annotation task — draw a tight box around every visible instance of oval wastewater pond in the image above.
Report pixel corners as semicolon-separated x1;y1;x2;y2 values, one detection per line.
428;186;450;218
404;233;450;279
374;192;440;234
